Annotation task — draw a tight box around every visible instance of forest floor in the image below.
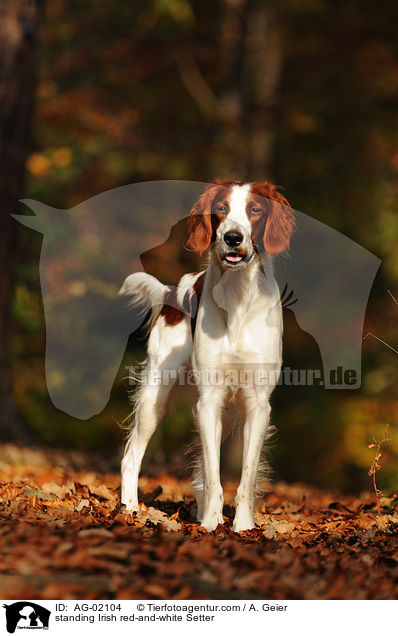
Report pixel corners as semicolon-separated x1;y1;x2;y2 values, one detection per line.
0;443;397;600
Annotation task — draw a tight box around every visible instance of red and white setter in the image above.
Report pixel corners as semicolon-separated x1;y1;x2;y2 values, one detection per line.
120;181;295;532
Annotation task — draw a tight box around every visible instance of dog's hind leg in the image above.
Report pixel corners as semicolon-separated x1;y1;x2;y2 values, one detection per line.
121;382;170;510
121;316;191;511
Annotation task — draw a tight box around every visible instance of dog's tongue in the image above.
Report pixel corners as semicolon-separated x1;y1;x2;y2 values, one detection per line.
226;254;243;263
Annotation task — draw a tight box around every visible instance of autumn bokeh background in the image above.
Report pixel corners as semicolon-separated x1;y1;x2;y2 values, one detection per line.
1;0;397;494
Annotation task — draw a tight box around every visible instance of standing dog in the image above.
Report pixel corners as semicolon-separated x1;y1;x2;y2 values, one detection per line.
120;181;295;531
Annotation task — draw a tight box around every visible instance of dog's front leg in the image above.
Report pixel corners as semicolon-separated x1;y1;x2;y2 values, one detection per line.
196;389;225;531
233;397;271;532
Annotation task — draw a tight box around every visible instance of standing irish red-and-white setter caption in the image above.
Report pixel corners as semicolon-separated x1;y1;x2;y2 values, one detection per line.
120;181;295;532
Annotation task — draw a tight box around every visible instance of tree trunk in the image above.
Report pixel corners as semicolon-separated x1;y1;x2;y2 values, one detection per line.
213;0;283;180
0;0;42;441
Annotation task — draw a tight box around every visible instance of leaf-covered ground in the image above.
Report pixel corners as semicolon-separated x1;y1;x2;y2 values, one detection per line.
0;444;397;600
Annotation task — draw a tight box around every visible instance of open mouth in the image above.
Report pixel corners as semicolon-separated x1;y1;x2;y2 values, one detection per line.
223;252;246;265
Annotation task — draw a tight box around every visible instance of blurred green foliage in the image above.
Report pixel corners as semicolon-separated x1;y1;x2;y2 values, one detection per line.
11;0;398;493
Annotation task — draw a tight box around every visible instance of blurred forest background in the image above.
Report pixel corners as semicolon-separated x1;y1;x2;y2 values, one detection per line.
1;0;397;494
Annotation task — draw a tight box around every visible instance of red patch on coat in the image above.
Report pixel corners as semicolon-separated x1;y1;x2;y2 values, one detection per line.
159;288;184;326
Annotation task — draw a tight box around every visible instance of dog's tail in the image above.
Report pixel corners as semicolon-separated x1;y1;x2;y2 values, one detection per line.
119;272;169;330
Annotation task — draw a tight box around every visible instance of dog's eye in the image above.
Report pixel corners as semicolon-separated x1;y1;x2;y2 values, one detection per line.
250;207;263;216
216;205;227;215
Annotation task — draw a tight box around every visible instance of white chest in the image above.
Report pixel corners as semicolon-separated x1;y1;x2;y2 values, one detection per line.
193;268;282;370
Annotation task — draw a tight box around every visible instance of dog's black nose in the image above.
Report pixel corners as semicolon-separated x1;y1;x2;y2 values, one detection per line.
224;231;243;247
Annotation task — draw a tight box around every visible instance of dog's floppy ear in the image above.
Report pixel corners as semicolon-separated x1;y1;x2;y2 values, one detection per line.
186;184;221;255
252;182;295;254
263;198;295;254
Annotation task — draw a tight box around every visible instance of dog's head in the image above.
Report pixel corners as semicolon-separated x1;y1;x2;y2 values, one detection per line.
186;181;295;269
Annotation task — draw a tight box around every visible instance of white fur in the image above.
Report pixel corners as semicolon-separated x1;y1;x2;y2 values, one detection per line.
118;272;170;330
120;185;283;532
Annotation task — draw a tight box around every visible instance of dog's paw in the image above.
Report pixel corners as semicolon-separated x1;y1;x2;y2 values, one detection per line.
201;512;224;532
121;499;140;513
232;517;255;533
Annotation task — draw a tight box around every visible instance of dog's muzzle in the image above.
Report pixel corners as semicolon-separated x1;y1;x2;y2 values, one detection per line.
221;229;253;266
